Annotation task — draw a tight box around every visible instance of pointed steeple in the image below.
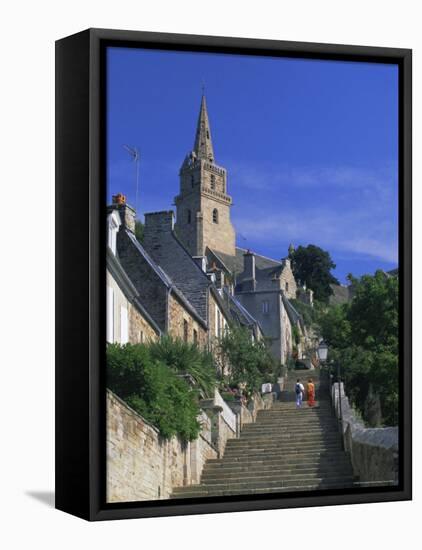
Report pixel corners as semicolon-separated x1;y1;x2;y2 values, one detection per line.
193;94;215;163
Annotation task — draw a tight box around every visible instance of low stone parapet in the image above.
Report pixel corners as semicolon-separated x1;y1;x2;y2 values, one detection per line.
331;383;398;484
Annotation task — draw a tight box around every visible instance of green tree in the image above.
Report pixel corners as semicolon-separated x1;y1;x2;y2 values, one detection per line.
290;244;339;303
219;326;277;393
317;271;398;426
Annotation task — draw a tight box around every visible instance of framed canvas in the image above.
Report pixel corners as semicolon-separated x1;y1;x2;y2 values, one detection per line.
55;28;412;521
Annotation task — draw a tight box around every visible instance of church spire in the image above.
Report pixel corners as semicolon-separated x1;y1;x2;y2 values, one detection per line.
193;94;215;163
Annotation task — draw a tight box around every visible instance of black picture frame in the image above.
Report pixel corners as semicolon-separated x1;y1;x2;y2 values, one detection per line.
55;28;412;521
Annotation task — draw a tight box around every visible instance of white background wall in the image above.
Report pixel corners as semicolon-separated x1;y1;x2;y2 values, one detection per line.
0;1;419;548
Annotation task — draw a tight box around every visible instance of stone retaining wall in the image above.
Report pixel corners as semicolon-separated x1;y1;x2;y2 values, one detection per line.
331;383;399;484
107;390;217;502
107;387;275;502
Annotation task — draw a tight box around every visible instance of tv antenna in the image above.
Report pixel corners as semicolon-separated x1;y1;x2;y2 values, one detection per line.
123;145;140;214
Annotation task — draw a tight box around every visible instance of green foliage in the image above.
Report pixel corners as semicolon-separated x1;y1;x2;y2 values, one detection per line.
290;244;339;303
135;219;144;243
290;299;315;328
148;336;216;397
107;343;201;441
291;324;301;346
219;326;277;393
318;271;398;426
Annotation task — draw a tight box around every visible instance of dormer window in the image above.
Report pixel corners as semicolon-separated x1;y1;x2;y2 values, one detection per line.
210;174;216;190
212;209;219;224
107;211;121;255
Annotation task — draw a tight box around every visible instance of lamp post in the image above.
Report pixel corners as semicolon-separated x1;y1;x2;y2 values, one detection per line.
337;362;344;450
317;340;328;364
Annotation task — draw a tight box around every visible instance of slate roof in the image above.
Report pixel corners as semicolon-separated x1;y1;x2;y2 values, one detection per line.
119;230;207;329
282;295;305;333
143;229;212;324
210;247;282;278
107;247;162;336
223;288;258;327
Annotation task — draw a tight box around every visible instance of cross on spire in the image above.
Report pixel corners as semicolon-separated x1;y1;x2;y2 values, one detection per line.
193;93;215;163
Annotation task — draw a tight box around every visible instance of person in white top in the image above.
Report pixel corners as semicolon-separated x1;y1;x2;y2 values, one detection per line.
295;379;305;408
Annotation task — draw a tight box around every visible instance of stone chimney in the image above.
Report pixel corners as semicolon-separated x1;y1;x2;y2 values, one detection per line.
143;211;175;253
109;193;136;233
282;258;291;270
242;250;256;291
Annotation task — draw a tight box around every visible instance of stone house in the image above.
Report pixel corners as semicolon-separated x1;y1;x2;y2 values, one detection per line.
109;200;208;347
106;209;161;345
142;209;233;351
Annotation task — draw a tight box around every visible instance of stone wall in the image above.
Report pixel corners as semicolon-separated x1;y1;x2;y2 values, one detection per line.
107;388;276;502
331;383;399;484
168;294;207;347
128;303;159;344
107;391;217;503
279;259;297;300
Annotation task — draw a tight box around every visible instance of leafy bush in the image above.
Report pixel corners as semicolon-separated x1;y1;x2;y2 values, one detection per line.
147;336;216;397
219;326;277;394
107;343;201;441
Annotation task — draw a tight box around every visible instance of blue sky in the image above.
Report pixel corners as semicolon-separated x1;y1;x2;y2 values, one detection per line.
107;47;398;283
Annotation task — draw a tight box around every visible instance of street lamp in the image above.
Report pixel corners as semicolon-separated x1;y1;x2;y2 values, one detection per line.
317;340;328;363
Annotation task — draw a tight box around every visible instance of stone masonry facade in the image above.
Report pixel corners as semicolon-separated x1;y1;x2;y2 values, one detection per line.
168;293;207;347
107;391;218;502
129;303;159;344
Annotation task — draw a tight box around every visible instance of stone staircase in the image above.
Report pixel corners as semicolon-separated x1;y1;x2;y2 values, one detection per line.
171;369;357;498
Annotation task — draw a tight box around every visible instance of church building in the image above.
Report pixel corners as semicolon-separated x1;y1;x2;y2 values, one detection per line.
173;94;307;365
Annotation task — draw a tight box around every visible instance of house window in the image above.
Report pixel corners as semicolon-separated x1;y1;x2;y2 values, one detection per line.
193;329;198;345
120;306;128;344
187;209;191;224
107;286;114;342
212;209;219;224
138;330;144;344
183;319;189;342
210;174;216;190
262;300;270;314
107;213;119;255
285;282;289;292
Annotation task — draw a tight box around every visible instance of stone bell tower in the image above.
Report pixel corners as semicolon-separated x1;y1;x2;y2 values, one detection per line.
174;94;236;258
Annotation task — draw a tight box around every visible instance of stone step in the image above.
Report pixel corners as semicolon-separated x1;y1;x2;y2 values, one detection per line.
221;446;345;459
223;446;343;458
201;466;354;482
239;427;339;436
225;436;342;448
172;475;355;494
171;481;356;498
205;457;352;472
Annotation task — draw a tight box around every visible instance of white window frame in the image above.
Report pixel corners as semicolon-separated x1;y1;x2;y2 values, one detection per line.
107;211;120;255
107;286;114;342
120;305;128;344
